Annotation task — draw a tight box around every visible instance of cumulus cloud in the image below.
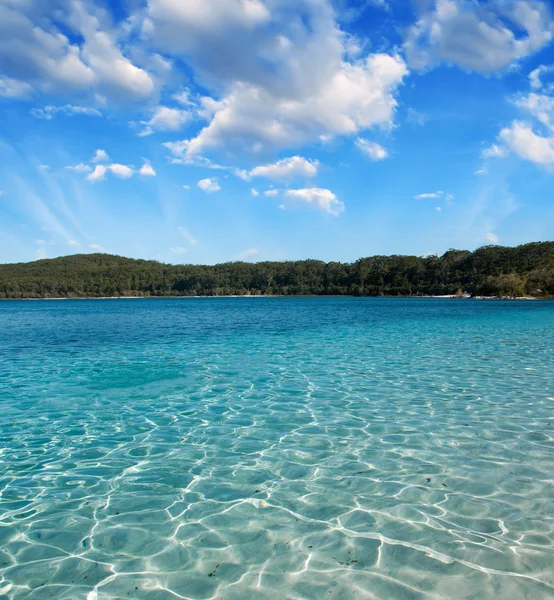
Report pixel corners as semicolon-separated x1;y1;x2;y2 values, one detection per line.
484;60;554;166
251;188;259;196
500;120;554;164
92;149;109;163
68;239;80;247
284;188;344;216
139;160;156;176
107;164;134;178
250;156;319;180
485;232;499;244
138;105;191;136
87;163;134;181
355;138;389;160
168;54;407;159
263;189;279;197
31;105;101;119
514;92;554;132
89;243;105;251
0;0;155;104
153;0;408;158
405;0;554;73
237;247;260;261
170;246;189;255
197;178;221;193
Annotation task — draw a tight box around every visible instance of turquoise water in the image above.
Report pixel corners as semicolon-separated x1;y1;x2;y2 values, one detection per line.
1;298;554;600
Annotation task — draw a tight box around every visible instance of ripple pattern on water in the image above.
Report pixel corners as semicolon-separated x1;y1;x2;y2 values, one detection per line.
1;298;554;599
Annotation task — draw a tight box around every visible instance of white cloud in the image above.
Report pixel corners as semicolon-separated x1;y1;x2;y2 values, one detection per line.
0;75;33;98
405;0;554;73
177;226;197;246
415;191;444;199
435;206;442;212
138;106;191;136
485;62;554;167
92;149;109;163
406;108;427;126
167;53;407;158
87;165;107;181
108;164;134;178
31;105;101;119
89;243;105;251
197;178;221;193
0;191;5;198
36;247;48;260
355;138;388;160
0;1;154;104
66;163;92;173
87;163;134;181
170;246;188;254
514;92;554;132
237;248;260;261
172;88;195;107
250;156;319;180
251;188;259;196
263;189;279;197
485;232;499;244
481;144;508;159
183;184;191;190
529;64;554;90
475;167;488;175
500;120;554;165
139;160;156;176
284;188;344;216
68;239;80;247
153;0;408;158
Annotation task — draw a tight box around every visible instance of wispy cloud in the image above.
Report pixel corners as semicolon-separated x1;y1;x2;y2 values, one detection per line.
31;105;101;120
177;226;197;246
237;248;260;261
414;191;444;199
66;163;92;173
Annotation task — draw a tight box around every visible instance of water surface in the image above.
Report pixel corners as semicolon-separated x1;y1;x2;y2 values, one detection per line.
1;298;554;599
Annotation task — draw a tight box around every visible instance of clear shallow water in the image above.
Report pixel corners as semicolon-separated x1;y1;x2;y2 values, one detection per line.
1;297;554;600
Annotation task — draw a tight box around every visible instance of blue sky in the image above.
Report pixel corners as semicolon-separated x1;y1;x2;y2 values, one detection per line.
1;0;554;265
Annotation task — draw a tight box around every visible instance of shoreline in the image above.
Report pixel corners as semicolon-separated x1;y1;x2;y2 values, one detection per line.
0;295;543;301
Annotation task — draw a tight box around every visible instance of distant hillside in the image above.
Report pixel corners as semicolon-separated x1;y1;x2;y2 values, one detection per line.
1;242;554;298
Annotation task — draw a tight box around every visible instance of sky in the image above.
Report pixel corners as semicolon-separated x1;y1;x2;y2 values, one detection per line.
0;0;554;265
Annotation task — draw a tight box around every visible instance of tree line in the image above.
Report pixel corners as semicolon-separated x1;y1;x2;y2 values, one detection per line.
0;242;553;299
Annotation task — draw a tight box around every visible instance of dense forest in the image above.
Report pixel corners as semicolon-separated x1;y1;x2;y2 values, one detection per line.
0;242;553;299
